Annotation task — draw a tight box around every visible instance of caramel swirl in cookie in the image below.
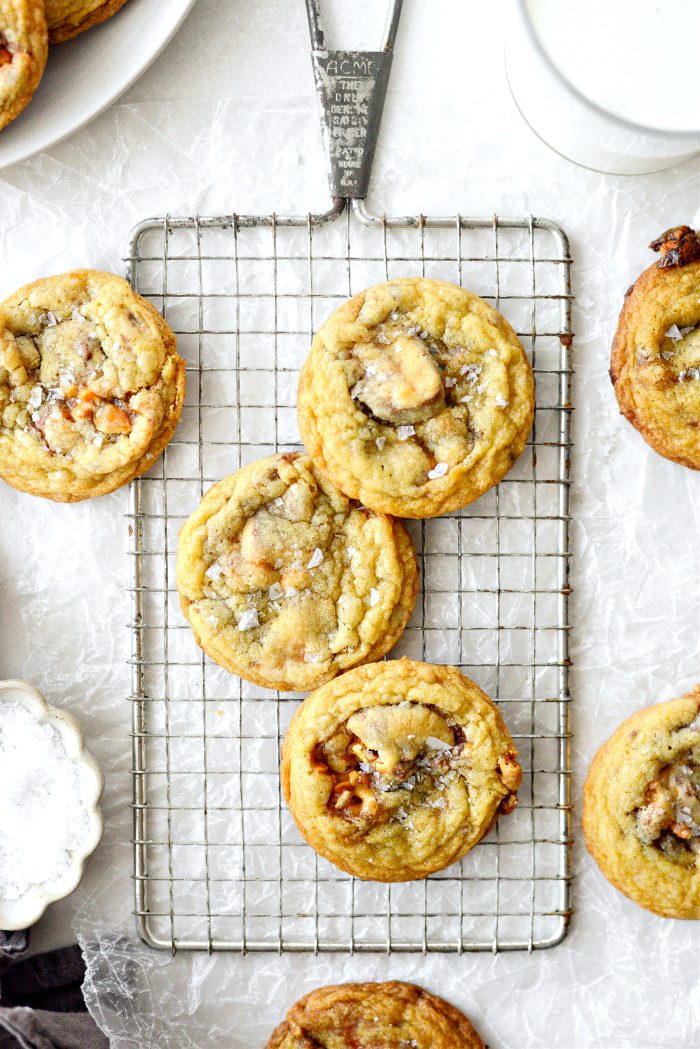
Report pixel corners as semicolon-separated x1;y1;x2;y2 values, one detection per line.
611;226;700;469
266;981;486;1049
176;454;418;693
282;659;521;881
0;1;48;131
583;688;700;919
0;270;184;501
298;277;534;518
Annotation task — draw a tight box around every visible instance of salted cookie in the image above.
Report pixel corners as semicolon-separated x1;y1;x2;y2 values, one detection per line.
0;1;48;131
266;981;485;1049
0;270;185;502
583;687;700;919
298;277;534;518
281;658;521;881
44;0;128;42
176;454;418;693
611;225;700;469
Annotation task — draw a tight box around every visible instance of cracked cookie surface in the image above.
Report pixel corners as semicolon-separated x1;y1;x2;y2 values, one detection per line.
0;269;185;501
0;1;47;131
176;454;418;693
281;658;521;881
583;688;700;919
611;226;700;469
298;277;534;518
265;981;485;1049
45;0;128;41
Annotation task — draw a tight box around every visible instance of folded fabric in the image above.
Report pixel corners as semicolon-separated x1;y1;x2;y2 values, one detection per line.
0;941;109;1049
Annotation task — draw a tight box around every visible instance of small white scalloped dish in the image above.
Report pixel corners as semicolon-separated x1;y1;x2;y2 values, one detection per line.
0;680;104;931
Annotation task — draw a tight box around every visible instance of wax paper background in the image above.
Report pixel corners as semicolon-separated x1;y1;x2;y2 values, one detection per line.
0;1;698;1047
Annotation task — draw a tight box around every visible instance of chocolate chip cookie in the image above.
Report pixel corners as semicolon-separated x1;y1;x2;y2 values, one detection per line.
583;686;700;919
0;1;47;131
266;982;485;1049
0;269;185;501
611;226;700;469
44;0;128;42
176;454;418;693
282;658;521;881
298;277;534;518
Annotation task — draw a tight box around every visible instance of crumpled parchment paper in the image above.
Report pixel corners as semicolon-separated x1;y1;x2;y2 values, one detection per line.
0;1;699;1046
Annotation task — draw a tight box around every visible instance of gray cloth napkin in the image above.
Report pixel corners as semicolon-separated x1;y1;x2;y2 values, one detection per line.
0;937;109;1049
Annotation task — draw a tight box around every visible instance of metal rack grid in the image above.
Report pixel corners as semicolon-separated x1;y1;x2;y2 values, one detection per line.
127;199;573;954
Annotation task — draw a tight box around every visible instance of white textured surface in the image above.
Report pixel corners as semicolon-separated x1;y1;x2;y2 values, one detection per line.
0;1;698;1047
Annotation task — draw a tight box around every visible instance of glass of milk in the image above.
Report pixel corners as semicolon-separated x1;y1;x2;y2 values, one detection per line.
505;0;700;173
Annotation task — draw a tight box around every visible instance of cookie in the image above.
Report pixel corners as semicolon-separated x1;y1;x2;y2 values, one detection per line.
297;277;534;518
44;0;128;42
0;1;48;131
611;225;700;469
281;658;521;881
176;454;418;693
583;687;700;919
265;981;485;1049
0;269;185;502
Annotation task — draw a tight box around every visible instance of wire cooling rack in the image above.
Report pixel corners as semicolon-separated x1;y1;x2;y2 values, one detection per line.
127;199;573;954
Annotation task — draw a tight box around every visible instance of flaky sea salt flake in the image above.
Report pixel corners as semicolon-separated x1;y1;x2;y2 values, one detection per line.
307;547;324;569
495;394;509;408
375;436;386;450
397;424;415;441
427;462;448;480
369;588;380;607
237;609;259;631
665;324;683;342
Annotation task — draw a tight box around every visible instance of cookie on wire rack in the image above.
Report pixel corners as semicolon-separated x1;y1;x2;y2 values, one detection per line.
176;453;418;693
0;0;48;131
611;225;700;469
281;657;521;881
0;269;185;501
265;981;486;1049
298;276;534;518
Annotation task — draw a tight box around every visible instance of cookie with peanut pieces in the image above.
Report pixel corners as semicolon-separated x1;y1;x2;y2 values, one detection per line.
44;0;128;42
176;453;418;693
0;269;185;501
611;225;700;469
265;981;485;1049
0;1;48;131
583;687;700;919
298;277;534;518
281;658;521;881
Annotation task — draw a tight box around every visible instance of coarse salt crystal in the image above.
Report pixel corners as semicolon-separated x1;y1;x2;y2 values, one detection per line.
420;330;429;340
268;582;283;601
445;376;457;388
397;424;415;441
46;310;58;327
376;332;389;345
375;436;386;450
205;562;223;581
660;350;675;360
27;385;43;409
358;762;373;773
426;736;450;750
495;394;509;408
286;586;299;597
681;325;695;337
0;702;92;901
307;547;324;569
369;588;380;607
93;433;104;448
665;324;683;342
237;608;259;631
460;394;473;404
427;462;448;480
390;311;400;321
71;308;87;324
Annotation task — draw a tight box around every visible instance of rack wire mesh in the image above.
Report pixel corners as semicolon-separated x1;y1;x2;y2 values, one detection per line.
127;199;573;954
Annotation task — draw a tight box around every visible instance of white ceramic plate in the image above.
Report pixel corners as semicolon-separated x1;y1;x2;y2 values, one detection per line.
0;0;198;171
